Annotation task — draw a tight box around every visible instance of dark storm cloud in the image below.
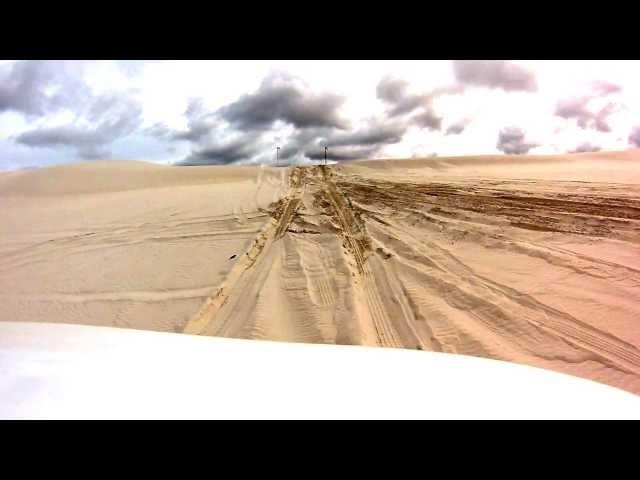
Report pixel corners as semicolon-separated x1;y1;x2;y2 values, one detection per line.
0;60;89;117
172;117;217;142
275;128;331;161
178;132;264;165
328;121;407;146
172;74;410;166
629;127;640;147
267;121;404;164
219;73;348;131
164;73;359;166
18;125;107;148
453;60;537;92
16;94;143;159
496;127;538;154
294;120;407;162
570;142;601;153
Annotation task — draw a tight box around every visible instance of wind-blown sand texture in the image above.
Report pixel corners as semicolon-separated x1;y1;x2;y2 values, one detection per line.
2;151;640;395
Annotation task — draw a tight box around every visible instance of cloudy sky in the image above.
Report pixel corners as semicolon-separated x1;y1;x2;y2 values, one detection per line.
1;60;639;170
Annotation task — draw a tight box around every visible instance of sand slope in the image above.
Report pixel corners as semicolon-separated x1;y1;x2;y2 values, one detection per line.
2;152;640;395
0;160;288;332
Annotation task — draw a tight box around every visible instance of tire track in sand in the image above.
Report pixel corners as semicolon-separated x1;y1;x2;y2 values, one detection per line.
317;166;403;348
182;168;305;335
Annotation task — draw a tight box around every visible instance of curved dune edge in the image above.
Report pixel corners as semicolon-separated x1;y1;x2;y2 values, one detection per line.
1;322;638;419
1;151;640;397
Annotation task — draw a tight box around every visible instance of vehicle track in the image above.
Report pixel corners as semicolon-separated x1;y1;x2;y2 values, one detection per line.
316;166;403;348
181;165;640;394
184;165;403;347
182;169;304;335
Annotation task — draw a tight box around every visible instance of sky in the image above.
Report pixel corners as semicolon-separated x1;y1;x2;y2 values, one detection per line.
1;60;639;170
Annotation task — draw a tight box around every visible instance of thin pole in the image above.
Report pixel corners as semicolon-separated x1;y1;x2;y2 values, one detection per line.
324;146;327;166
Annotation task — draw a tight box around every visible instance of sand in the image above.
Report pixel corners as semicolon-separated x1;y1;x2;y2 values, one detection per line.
2;152;640;395
0;160;288;332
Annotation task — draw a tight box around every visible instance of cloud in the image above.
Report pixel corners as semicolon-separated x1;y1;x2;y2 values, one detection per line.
629;127;640;147
555;81;623;132
142;98;223;145
377;76;463;119
296;119;407;162
327;120;407;146
0;60;89;117
591;81;622;96
570;142;601;153
453;60;537;92
594;103;616;132
267;121;405;164
219;72;348;131
411;110;442;131
16;93;143;159
555;97;590;123
275;128;330;161
160;99;223;143
173;116;220;143
143;122;173;139
163;74;366;166
555;98;618;133
178;132;264;166
185;98;206;119
445;120;468;135
496;127;538;154
376;77;408;104
171;77;409;166
376;77;424;116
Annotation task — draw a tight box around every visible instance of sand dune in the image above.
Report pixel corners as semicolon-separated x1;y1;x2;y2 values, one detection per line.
0;160;288;332
2;152;640;395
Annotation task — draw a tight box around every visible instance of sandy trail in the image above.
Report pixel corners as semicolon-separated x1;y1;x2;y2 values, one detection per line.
2;153;640;395
182;159;640;395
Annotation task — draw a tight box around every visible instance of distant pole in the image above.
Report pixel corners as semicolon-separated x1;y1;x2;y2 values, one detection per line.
324;146;327;166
